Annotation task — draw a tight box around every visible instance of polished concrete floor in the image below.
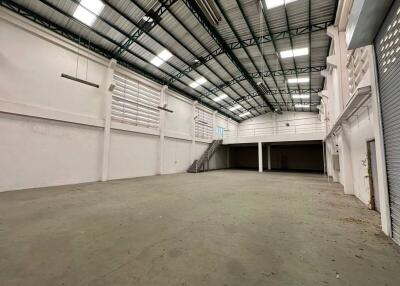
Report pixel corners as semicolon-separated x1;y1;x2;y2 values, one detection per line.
1;170;400;285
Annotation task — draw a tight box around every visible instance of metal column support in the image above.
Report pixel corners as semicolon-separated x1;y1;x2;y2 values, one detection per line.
101;58;117;182
258;142;263;173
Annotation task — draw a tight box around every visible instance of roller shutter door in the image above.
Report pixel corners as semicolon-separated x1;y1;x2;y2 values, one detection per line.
375;0;400;245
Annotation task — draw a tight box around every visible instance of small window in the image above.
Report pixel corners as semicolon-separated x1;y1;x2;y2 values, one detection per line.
216;126;224;137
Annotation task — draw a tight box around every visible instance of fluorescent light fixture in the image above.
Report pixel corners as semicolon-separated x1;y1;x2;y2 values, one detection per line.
189;77;207;88
142;16;154;23
150;49;173;67
213;94;228;102
265;0;298;10
196;77;207;85
280;47;309;59
73;0;104;26
150;57;164;67
291;94;310;99
288;77;310;84
80;0;104;14
158;49;173;61
295;104;310;108
229;104;242;111
239;111;251;117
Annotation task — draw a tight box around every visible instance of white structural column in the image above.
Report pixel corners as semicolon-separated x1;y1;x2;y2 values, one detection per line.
190;101;198;163
212;111;217;140
101;59;117;182
258;142;263;173
339;124;354;194
369;45;392;236
158;85;168;175
267;144;271;170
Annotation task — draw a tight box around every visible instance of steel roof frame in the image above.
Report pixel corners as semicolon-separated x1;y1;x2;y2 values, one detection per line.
169;19;332;83
181;0;276;112
1;0;335;119
0;0;241;121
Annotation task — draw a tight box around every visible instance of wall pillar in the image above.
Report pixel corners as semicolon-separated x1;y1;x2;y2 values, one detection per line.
101;59;116;182
212;110;217;139
369;45;392;236
158;85;168;175
340;125;354;194
190;101;198;163
258;142;263;173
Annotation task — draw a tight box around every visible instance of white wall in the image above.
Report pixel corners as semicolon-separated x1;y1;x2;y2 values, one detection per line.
0;8;237;192
323;1;392;236
224;112;326;144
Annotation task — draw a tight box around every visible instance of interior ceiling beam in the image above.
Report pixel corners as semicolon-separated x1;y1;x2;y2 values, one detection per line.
0;0;240;122
181;0;276;112
169;19;332;84
158;2;264;117
102;0;248;118
112;0;177;58
215;0;283;111
203;65;326;96
233;0;287;111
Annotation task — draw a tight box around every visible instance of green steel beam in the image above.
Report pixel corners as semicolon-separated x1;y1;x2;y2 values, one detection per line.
169;19;332;83
0;0;240;121
203;65;326;96
182;0;276;112
112;0;177;58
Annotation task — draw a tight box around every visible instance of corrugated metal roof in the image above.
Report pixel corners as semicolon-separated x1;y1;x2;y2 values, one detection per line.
3;0;337;119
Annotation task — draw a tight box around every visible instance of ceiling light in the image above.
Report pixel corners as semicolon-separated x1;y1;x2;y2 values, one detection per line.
239;111;251;117
213;94;228;102
142;16;154;23
265;0;298;10
229;104;242;111
280;47;309;59
189;77;207;88
158;49;173;61
73;0;104;26
295;104;310;108
150;49;173;67
150;57;164;67
288;77;310;84
80;0;104;14
196;77;207;85
292;94;310;99
189;82;200;88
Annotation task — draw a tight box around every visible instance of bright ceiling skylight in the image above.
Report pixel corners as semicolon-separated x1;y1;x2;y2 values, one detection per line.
150;57;164;67
213;94;228;102
158;49;173;61
150;49;173;67
239;111;251;117
265;0;298;10
73;0;105;26
292;94;310;99
295;103;310;108
280;47;309;59
189;77;207;88
229;104;242;111
288;77;310;84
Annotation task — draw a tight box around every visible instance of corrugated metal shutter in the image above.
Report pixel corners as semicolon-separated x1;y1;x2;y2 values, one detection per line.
375;0;400;245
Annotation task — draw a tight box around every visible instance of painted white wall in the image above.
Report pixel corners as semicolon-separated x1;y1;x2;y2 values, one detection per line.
324;1;392;236
224;112;325;144
0;9;237;192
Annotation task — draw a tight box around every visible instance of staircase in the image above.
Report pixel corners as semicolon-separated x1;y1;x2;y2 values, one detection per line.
188;140;222;173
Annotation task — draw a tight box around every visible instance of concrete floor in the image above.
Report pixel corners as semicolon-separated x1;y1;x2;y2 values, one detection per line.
1;170;400;286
